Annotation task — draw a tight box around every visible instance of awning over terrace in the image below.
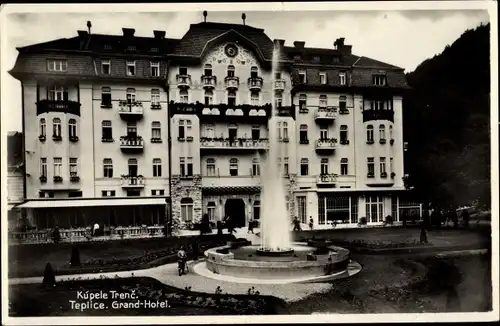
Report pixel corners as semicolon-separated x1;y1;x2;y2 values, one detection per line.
17;197;167;208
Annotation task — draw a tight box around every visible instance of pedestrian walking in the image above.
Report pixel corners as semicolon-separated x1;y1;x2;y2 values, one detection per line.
292;216;302;231
247;218;255;234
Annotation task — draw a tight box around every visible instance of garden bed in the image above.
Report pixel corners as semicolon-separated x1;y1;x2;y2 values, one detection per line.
8;277;285;316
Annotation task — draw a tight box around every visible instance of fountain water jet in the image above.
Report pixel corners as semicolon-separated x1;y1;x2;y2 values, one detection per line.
257;43;293;256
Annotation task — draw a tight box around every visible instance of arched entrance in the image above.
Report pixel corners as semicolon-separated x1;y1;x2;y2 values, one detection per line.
224;198;246;228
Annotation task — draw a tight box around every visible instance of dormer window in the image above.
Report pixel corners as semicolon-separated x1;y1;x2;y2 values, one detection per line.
250;66;258;78
373;74;387;86
319;72;327;84
204;64;212;76
49;86;68;101
127;45;136;52
47;59;67;72
126;61;136;76
274;72;281;80
179;67;188;76
150;61;160;77
313;56;321;62
227;65;235;77
101;59;111;75
339;71;346;86
298;70;306;83
104;44;112;50
150;47;159;53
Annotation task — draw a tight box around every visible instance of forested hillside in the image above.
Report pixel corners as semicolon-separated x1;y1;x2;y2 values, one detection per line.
403;23;490;208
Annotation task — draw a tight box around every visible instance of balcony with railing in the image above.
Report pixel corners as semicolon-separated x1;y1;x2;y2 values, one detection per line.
201;75;217;89
247;77;263;91
120;136;144;153
224;76;240;90
317;173;338;187
315;138;337;153
200;137;269;151
118;101;143;120
120;175;145;188
70;172;80;182
274;79;286;92
314;107;337;123
36;100;81;116
176;74;192;88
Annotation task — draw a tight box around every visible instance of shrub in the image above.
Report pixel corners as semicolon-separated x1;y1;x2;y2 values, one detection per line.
358;217;367;225
384;215;394;225
42;263;56;287
70;247;81;267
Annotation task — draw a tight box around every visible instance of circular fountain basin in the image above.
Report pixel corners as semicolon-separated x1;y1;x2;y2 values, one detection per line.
256;247;295;257
204;243;350;281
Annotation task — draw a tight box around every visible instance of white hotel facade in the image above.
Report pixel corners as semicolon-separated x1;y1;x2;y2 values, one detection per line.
9;19;419;241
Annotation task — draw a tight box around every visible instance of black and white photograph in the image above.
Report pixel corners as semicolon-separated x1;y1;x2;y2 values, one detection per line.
0;1;498;324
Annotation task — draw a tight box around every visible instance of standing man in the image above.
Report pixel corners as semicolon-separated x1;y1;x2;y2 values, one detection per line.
309;217;314;230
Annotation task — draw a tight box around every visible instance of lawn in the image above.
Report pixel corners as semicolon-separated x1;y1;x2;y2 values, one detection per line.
8;234;235;278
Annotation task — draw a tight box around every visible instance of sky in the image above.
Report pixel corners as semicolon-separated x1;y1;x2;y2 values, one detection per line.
0;5;491;132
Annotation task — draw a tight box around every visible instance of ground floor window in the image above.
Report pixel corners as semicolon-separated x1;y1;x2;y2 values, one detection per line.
398;198;422;220
318;196;350;225
365;195;384;223
350;197;358;223
297;196;307;223
207;201;216;221
253;200;260;220
181;197;193;222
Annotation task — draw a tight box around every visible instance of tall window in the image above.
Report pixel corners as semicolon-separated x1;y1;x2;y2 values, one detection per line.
367;157;375;176
180;198;194;222
101;87;112;107
53;157;62;177
178;120;185;139
69;158;78;176
229;158;238;176
126;88;136;104
205;124;215;138
40;158;47;177
68;119;77;138
253;200;261;220
299;124;308;143
151;89;160;105
284;157;289;175
252;158;260;176
367;125;374;143
227;65;235;77
228;124;238;140
126;60;136;76
39;119;46;137
207;202;216;221
321;158;329;175
204;64;212;76
128;158;138;176
339;71;346;85
371;100;385;110
206;158;216;176
250;66;258;78
320;125;328;140
49;86;67;101
299;94;307;110
298;70;306;83
274;72;281;80
180;157;185;176
186;120;192;138
227;91;236;106
300;158;309;176
297;196;307;224
187;157;193;176
152;121;161;139
379;125;386;140
150;61;160;77
153;158;162;177
127;121;137;138
274;93;283;108
103;158;113;177
101;59;111;75
250;91;259;105
282;121;288;139
339;125;348;144
251;125;260;140
180;157;193;177
366;196;384;223
319;95;327;108
179;67;188;75
319;72;327;84
373;74;387;86
380;157;387;175
340;158;348;175
102;121;112;140
389;125;393;140
204;90;213;105
339;95;347;111
390;158;394;175
47;59;67;72
52;118;61;137
179;90;189;103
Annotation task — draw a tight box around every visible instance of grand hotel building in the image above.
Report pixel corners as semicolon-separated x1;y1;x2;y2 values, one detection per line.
9;18;419;240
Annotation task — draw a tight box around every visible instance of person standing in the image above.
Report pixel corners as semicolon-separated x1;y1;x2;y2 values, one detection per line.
292;216;302;231
420;224;428;244
462;209;470;229
309;217;314;231
247;218;254;234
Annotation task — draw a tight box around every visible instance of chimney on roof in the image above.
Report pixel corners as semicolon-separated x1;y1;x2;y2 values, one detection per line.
153;30;166;40
293;41;305;49
334;37;352;54
122;28;135;37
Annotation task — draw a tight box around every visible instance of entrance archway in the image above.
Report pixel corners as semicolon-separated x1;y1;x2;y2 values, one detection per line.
224;198;246;228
